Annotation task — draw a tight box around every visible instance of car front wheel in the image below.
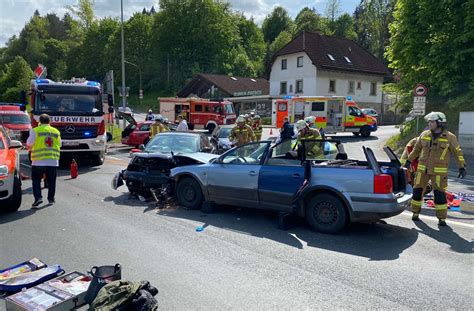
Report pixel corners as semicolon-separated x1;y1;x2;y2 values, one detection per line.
305;193;348;234
5;174;22;212
176;177;203;210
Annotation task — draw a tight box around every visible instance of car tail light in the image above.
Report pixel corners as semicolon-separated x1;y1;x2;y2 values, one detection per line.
374;174;393;194
98;120;105;135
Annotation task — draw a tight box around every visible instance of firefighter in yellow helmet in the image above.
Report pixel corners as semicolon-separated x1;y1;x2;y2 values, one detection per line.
150;115;169;137
304;116;316;129
229;115;255;147
404;112;467;226
295;120;324;158
252;115;263;141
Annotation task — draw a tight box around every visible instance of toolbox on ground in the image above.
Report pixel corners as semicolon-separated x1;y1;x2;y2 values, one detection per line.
5;271;91;311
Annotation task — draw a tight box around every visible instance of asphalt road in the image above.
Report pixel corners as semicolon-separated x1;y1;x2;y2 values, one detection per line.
1;126;473;310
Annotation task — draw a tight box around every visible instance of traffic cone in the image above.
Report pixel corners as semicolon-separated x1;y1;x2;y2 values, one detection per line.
70;159;78;179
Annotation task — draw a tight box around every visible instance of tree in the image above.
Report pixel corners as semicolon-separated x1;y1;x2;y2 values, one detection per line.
294;7;330;35
354;0;395;61
233;14;266;75
326;0;341;23
0;56;33;102
386;0;474;96
262;6;293;43
268;30;292;56
333;13;357;40
67;0;95;29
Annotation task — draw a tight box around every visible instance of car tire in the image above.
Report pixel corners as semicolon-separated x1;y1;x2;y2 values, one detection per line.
352;132;360;136
176;177;203;210
360;126;371;138
5;174;22;212
92;151;105;166
305;193;348;234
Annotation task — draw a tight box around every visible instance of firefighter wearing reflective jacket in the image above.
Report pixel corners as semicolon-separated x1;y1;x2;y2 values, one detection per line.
405;112;467;226
229;116;255;147
252;115;263;141
150;116;169;137
295;120;323;158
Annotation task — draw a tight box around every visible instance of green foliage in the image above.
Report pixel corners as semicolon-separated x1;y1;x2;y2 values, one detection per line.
262;6;294;43
66;0;95;29
268;31;293;57
0;56;33;102
332;13;357;40
294;7;328;34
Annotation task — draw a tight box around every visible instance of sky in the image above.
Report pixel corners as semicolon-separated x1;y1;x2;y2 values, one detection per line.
0;0;360;47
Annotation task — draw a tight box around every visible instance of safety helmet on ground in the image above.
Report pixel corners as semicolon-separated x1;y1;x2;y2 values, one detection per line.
253;115;261;120
295;120;308;131
424;111;446;123
304;116;315;124
237;116;245;123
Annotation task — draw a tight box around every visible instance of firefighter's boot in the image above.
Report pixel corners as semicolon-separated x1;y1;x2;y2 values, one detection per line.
438;219;447;226
412;213;420;221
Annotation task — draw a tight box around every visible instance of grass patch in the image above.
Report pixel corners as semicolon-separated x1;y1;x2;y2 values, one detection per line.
106;123;123;143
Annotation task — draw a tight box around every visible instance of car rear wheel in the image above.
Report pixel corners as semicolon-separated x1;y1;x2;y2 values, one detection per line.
5;175;22;212
305;193;348;234
176;177;203;210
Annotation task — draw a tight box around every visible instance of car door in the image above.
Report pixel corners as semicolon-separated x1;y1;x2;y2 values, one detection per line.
207;142;270;208
258;141;305;212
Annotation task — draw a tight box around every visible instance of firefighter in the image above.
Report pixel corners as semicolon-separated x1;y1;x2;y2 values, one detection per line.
244;114;252;127
229;115;255;147
304;116;316;128
146;109;154;121
295;120;324;158
150;116;169;137
404;112;467;226
252;115;263;141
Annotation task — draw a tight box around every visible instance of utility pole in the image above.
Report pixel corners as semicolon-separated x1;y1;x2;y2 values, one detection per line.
120;0;126;129
124;60;142;105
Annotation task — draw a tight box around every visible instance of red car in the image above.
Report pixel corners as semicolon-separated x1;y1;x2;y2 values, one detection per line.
121;114;154;147
0;105;31;143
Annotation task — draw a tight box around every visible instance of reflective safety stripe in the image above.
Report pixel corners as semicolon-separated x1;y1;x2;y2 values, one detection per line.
422;136;431;141
411;200;422;206
435;204;447;211
434;167;448;174
417;164;426;172
415;172;422;184
456;146;462;152
440;146;449;160
459;156;465;162
400;158;406;165
438;138;448;142
436;175;441;187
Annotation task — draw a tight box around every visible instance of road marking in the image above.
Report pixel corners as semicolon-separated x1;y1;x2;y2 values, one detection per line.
401;211;474;228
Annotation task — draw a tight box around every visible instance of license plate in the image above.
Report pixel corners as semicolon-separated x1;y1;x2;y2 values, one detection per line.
63;141;80;146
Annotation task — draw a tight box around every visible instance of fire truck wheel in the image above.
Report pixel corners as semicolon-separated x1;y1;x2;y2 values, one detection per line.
360;126;371;138
5;174;22;212
176;177;203;210
92;152;105;166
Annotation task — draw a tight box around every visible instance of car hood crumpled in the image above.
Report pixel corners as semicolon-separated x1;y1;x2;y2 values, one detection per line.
134;151;217;163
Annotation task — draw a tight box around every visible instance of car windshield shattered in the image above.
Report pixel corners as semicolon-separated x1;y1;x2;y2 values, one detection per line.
144;134;200;154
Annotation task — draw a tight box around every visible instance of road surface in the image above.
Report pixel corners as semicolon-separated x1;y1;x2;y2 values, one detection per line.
1;126;472;310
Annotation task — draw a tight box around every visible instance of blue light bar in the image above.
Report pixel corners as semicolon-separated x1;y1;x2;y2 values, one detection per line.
36;79;50;84
346;96;352;100
87;81;100;87
84;131;92;137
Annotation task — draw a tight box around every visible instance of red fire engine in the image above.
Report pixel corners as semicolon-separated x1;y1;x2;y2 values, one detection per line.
159;98;236;132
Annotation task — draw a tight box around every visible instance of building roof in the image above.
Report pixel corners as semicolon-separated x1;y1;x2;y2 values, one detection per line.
273;32;390;76
178;73;269;98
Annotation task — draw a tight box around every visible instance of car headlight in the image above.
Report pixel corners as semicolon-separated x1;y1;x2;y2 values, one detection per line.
0;165;9;177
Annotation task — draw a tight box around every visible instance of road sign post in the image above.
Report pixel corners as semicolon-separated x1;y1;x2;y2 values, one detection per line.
413;84;428;133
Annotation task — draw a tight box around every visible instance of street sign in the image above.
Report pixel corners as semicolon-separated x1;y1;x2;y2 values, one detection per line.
413;95;426;116
414;84;428;96
34;64;47;78
117;86;130;97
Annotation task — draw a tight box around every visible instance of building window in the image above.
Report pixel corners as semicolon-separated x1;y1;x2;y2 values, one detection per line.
329;80;336;93
297;56;303;67
370;82;377;96
289;84;293;93
296;80;303;93
348;81;355;94
357;81;362;90
280;81;287;94
281;59;287;70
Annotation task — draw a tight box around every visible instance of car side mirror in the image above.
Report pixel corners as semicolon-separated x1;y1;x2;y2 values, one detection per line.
139;144;145;151
10;140;23;149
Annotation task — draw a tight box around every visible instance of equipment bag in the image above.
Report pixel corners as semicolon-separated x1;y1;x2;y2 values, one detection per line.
0;264;64;292
84;263;121;304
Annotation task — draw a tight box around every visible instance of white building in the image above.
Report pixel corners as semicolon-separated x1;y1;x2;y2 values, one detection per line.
269;32;390;111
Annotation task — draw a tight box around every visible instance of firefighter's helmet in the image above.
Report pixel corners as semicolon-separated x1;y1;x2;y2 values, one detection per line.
295;120;308;131
304;116;315;124
424;111;446;123
254;115;261;120
237;116;246;123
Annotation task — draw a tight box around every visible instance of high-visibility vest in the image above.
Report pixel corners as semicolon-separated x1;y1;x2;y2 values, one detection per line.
31;125;61;161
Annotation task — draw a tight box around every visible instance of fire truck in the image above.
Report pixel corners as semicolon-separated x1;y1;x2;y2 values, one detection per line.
273;96;377;137
159;98;236;133
29;78;107;165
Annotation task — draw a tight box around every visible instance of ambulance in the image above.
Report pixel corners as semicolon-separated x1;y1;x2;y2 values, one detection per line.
273;96;377;137
159;98;236;133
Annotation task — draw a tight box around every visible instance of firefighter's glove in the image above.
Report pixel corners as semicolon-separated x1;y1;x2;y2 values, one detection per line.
458;167;467;179
403;160;411;169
